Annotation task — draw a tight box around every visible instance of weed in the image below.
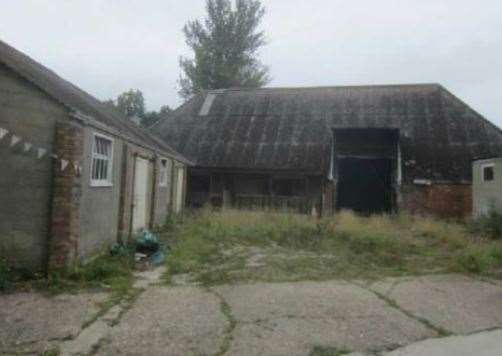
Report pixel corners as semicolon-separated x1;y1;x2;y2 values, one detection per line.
163;209;502;285
309;346;351;356
46;254;134;295
0;257;11;291
470;209;502;240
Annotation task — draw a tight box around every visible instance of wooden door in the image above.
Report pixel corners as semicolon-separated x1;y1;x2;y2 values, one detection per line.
133;157;150;231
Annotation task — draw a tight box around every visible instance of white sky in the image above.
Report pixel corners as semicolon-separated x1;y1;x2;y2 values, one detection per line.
1;0;501;127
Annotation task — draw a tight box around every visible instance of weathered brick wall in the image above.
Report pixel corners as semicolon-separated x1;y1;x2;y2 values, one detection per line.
0;64;69;271
48;122;84;269
400;183;472;219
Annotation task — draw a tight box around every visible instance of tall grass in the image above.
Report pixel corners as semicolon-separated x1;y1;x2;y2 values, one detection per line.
163;209;502;285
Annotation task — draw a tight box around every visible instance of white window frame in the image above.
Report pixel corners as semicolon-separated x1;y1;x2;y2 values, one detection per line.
481;163;495;183
159;158;170;187
90;132;114;187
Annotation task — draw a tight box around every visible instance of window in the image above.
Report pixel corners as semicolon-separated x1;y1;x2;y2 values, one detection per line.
482;164;495;182
159;158;170;187
91;134;113;186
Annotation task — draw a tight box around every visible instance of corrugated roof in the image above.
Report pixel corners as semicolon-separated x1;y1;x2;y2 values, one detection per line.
0;39;191;165
153;84;502;181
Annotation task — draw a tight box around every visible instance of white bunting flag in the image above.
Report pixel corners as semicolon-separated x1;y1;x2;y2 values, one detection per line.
61;159;69;171
10;135;21;147
50;154;58;160
37;148;47;159
73;163;81;174
23;142;33;152
0;128;8;141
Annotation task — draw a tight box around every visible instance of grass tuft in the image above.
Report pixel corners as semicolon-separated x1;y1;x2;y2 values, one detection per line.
162;209;502;286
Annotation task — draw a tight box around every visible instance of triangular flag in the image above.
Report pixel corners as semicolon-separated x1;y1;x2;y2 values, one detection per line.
37;148;47;159
10;135;21;147
73;163;80;173
0;128;8;140
23;142;32;152
50;154;58;159
61;159;69;171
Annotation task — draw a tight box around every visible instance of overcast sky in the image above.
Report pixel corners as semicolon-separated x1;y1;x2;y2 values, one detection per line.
1;0;501;127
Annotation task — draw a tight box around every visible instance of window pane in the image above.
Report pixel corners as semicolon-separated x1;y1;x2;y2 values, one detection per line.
102;160;108;180
484;166;494;181
92;159;97;179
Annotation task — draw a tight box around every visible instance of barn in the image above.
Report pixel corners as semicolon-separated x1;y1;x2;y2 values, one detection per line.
152;85;502;218
0;40;190;272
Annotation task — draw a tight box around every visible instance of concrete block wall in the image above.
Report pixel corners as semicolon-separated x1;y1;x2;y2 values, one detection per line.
78;127;123;259
0;64;69;271
153;157;173;226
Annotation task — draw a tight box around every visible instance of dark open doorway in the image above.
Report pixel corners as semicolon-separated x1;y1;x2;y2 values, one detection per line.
333;128;399;214
337;158;394;214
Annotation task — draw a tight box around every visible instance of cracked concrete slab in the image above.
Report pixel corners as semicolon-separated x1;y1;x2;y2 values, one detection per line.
133;266;167;289
215;281;435;355
384;328;502;356
0;292;108;353
96;286;227;356
369;274;502;334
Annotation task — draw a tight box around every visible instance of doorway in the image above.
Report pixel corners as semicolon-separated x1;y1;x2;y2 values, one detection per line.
132;157;151;231
333;128;399;215
336;158;394;214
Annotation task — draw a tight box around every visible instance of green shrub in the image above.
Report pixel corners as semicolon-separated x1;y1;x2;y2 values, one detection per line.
470;209;502;240
48;254;134;294
0;258;11;291
456;245;499;274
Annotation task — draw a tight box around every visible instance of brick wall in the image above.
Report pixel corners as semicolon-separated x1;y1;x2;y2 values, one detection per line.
400;183;472;219
48;121;84;269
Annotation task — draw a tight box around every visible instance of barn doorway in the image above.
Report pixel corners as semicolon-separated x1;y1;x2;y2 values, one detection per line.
333;128;399;214
337;158;393;214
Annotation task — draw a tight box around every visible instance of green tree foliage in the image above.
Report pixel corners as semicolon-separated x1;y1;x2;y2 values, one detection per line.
116;89;146;118
179;0;270;99
142;105;172;128
104;90;171;128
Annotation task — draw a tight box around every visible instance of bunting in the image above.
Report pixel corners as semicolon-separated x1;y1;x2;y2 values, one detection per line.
0;125;82;174
0;128;8;140
61;159;69;171
10;135;21;147
37;148;47;159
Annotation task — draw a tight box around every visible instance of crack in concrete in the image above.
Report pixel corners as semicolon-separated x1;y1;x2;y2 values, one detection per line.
207;288;237;356
352;281;452;338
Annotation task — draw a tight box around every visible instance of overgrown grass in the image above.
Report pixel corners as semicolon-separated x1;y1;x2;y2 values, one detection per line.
1;252;135;297
469;209;502;240
163;209;502;286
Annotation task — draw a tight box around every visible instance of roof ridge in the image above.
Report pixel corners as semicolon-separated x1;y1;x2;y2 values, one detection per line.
208;83;441;94
0;39;190;163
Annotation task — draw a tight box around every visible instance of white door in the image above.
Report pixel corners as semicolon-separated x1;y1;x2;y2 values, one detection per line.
133;157;150;231
175;167;184;213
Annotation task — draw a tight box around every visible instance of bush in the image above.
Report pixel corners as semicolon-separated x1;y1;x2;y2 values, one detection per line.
0;258;11;291
48;254;134;294
470;209;502;240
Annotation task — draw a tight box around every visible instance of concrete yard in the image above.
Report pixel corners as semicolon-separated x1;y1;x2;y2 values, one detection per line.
1;273;502;355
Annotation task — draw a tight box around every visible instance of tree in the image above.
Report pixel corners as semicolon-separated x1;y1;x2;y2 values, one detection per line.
116;89;145;118
179;0;270;99
141;105;172;128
